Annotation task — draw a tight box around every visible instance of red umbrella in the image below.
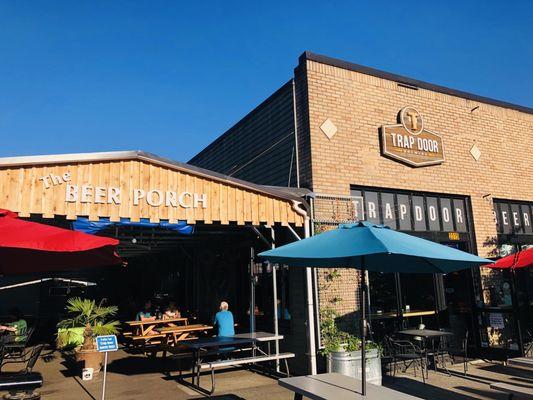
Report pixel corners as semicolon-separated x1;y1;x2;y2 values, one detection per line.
483;247;533;270
0;209;122;275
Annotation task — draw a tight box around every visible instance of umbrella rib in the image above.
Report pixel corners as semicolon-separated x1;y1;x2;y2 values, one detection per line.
364;228;392;255
419;257;445;273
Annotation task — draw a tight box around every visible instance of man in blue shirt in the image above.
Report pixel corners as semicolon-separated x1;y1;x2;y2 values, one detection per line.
213;301;235;336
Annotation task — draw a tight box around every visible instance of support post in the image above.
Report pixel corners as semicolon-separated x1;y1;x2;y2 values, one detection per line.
304;218;318;375
101;351;108;400
285;219;317;375
250;247;256;333
271;227;280;372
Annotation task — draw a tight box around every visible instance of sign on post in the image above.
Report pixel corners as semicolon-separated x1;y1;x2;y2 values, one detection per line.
96;335;118;400
96;335;118;352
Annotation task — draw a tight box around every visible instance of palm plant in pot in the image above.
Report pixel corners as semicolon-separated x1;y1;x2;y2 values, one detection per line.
57;297;119;373
320;308;383;386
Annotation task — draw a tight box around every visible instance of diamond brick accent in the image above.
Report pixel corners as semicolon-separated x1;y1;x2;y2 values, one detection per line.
320;118;338;140
470;144;481;161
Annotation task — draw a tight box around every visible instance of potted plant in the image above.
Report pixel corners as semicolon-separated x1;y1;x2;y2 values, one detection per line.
320;308;383;386
57;297;119;373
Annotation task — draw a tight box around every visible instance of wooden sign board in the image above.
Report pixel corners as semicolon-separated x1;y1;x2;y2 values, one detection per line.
380;107;445;167
0;157;305;227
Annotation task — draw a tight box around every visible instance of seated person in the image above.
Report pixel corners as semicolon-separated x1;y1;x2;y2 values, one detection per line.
135;300;155;321
0;308;27;343
163;301;181;319
213;301;235;337
246;305;263;316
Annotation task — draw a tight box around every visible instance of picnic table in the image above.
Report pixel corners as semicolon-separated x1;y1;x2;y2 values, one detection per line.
126;317;188;335
179;334;294;395
157;323;213;346
490;382;533;399
233;331;283;357
508;356;533;370
398;329;454;376
279;373;423;400
233;331;283;342
125;317;188;347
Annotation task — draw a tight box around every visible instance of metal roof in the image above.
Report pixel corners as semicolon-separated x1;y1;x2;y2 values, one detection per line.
301;51;533;115
0;150;310;208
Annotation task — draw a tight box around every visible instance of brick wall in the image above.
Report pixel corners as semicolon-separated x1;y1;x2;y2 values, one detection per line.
296;56;533;337
298;58;533;258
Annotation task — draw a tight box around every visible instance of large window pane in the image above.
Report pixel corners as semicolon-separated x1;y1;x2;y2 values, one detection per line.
369;271;399;340
399;273;436;313
369;272;397;316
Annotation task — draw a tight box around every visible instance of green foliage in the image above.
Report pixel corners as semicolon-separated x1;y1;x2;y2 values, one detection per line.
57;297;119;350
325;269;341;282
317;243;382;358
320;308;340;354
314;222;326;234
319;307;382;357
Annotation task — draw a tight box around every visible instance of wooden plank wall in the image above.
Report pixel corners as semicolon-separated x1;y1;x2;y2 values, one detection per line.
0;160;304;227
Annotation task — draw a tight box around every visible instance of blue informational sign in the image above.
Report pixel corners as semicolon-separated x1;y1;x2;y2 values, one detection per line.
96;335;118;352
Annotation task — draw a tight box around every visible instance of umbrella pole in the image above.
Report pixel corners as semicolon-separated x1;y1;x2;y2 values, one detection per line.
360;257;367;396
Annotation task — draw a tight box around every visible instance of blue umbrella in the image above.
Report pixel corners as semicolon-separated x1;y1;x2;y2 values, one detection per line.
259;221;492;396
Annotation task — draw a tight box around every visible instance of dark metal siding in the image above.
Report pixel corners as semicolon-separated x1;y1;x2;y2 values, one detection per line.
189;81;297;187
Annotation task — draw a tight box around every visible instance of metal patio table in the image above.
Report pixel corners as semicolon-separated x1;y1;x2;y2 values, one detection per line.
279;372;424;400
399;329;454;376
179;336;257;386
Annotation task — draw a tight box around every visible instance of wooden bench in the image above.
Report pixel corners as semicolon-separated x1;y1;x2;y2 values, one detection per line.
131;333;166;350
490;382;533;399
197;352;295;394
131;333;165;342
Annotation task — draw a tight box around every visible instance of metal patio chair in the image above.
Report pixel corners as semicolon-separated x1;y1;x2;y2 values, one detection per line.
3;326;35;359
389;337;426;383
440;330;469;376
523;329;533;357
1;344;45;373
381;335;396;377
0;344;44;400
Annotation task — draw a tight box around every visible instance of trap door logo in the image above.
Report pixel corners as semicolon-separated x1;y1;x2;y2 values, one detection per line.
380;107;445;167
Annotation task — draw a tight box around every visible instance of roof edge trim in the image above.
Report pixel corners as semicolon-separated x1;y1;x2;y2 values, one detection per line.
300;51;533;115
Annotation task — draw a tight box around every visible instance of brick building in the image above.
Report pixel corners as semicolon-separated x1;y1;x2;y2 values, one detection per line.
191;51;533;360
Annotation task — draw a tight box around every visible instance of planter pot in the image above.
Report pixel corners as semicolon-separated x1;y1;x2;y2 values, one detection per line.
327;348;382;386
76;349;104;373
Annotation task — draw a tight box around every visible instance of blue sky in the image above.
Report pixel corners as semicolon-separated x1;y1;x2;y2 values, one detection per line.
1;1;531;161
